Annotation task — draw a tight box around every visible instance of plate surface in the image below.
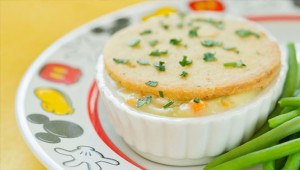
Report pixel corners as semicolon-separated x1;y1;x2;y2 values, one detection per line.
16;1;300;170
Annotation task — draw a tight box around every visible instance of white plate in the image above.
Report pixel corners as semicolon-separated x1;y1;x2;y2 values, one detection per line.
16;1;300;170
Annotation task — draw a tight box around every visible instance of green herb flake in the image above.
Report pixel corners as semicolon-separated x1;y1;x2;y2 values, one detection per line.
223;46;240;54
149;40;158;47
128;39;140;47
145;81;158;87
180;71;188;77
179;56;193;67
235;29;260;38
137;96;152;108
159;91;164;98
188;27;199;37
203;52;217;62
113;58;129;64
177;22;184;29
178;12;187;19
170;38;182;46
140;29;152;35
163;101;174;109
149;50;160;56
193;97;200;103
160;22;169;30
153;61;165;71
160;50;168;55
149;50;168;57
144;96;152;104
194;18;224;30
137;60;150;65
201;40;223;47
224;60;246;68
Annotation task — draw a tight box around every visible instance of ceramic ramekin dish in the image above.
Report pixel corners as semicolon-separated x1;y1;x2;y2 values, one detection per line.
96;13;288;166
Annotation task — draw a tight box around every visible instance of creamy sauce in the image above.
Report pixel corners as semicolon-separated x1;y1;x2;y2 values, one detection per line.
105;74;261;117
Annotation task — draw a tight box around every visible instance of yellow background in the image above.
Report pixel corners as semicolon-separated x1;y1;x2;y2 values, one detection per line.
0;0;143;169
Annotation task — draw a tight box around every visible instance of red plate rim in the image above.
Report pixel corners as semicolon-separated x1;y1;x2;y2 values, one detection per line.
87;81;146;169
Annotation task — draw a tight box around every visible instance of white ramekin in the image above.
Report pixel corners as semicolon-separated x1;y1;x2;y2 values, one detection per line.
96;14;288;166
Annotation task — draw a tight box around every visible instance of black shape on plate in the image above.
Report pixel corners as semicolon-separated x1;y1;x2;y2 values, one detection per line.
108;17;130;35
293;0;300;7
27;114;49;124
27;114;84;143
91;27;105;34
35;132;61;143
44;120;84;138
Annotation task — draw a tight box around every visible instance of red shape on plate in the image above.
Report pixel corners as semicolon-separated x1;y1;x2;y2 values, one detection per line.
39;63;81;85
189;0;225;12
88;81;145;170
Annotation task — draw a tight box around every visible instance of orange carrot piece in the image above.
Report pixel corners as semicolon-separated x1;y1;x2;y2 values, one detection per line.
220;99;234;108
189;100;207;113
126;98;137;107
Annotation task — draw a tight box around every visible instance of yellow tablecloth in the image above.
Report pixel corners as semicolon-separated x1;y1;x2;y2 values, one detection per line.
0;0;143;169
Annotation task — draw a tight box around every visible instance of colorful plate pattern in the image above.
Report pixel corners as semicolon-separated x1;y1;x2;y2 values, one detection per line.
16;1;300;170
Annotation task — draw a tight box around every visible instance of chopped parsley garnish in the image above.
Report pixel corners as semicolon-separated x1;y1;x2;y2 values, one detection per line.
170;38;182;46
235;29;260;38
150;50;160;56
177;22;184;29
153;61;165;71
163;101;174;109
113;58;129;64
193;97;200;103
137;96;152;108
159;91;164;98
145;81;158;87
137;60;150;65
149;40;158;47
179;56;193;67
203;52;217;62
194;18;224;30
160;50;168;55
160;22;169;30
223;46;240;54
178;12;187;19
201;40;223;47
149;50;168;57
140;29;152;35
180;71;188;77
224;60;246;68
128;39;140;47
188;27;199;37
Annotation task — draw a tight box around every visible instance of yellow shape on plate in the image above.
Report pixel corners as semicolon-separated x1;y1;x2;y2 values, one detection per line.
142;7;177;21
35;88;74;115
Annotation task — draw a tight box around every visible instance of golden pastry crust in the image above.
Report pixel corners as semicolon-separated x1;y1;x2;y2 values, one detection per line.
103;14;281;100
